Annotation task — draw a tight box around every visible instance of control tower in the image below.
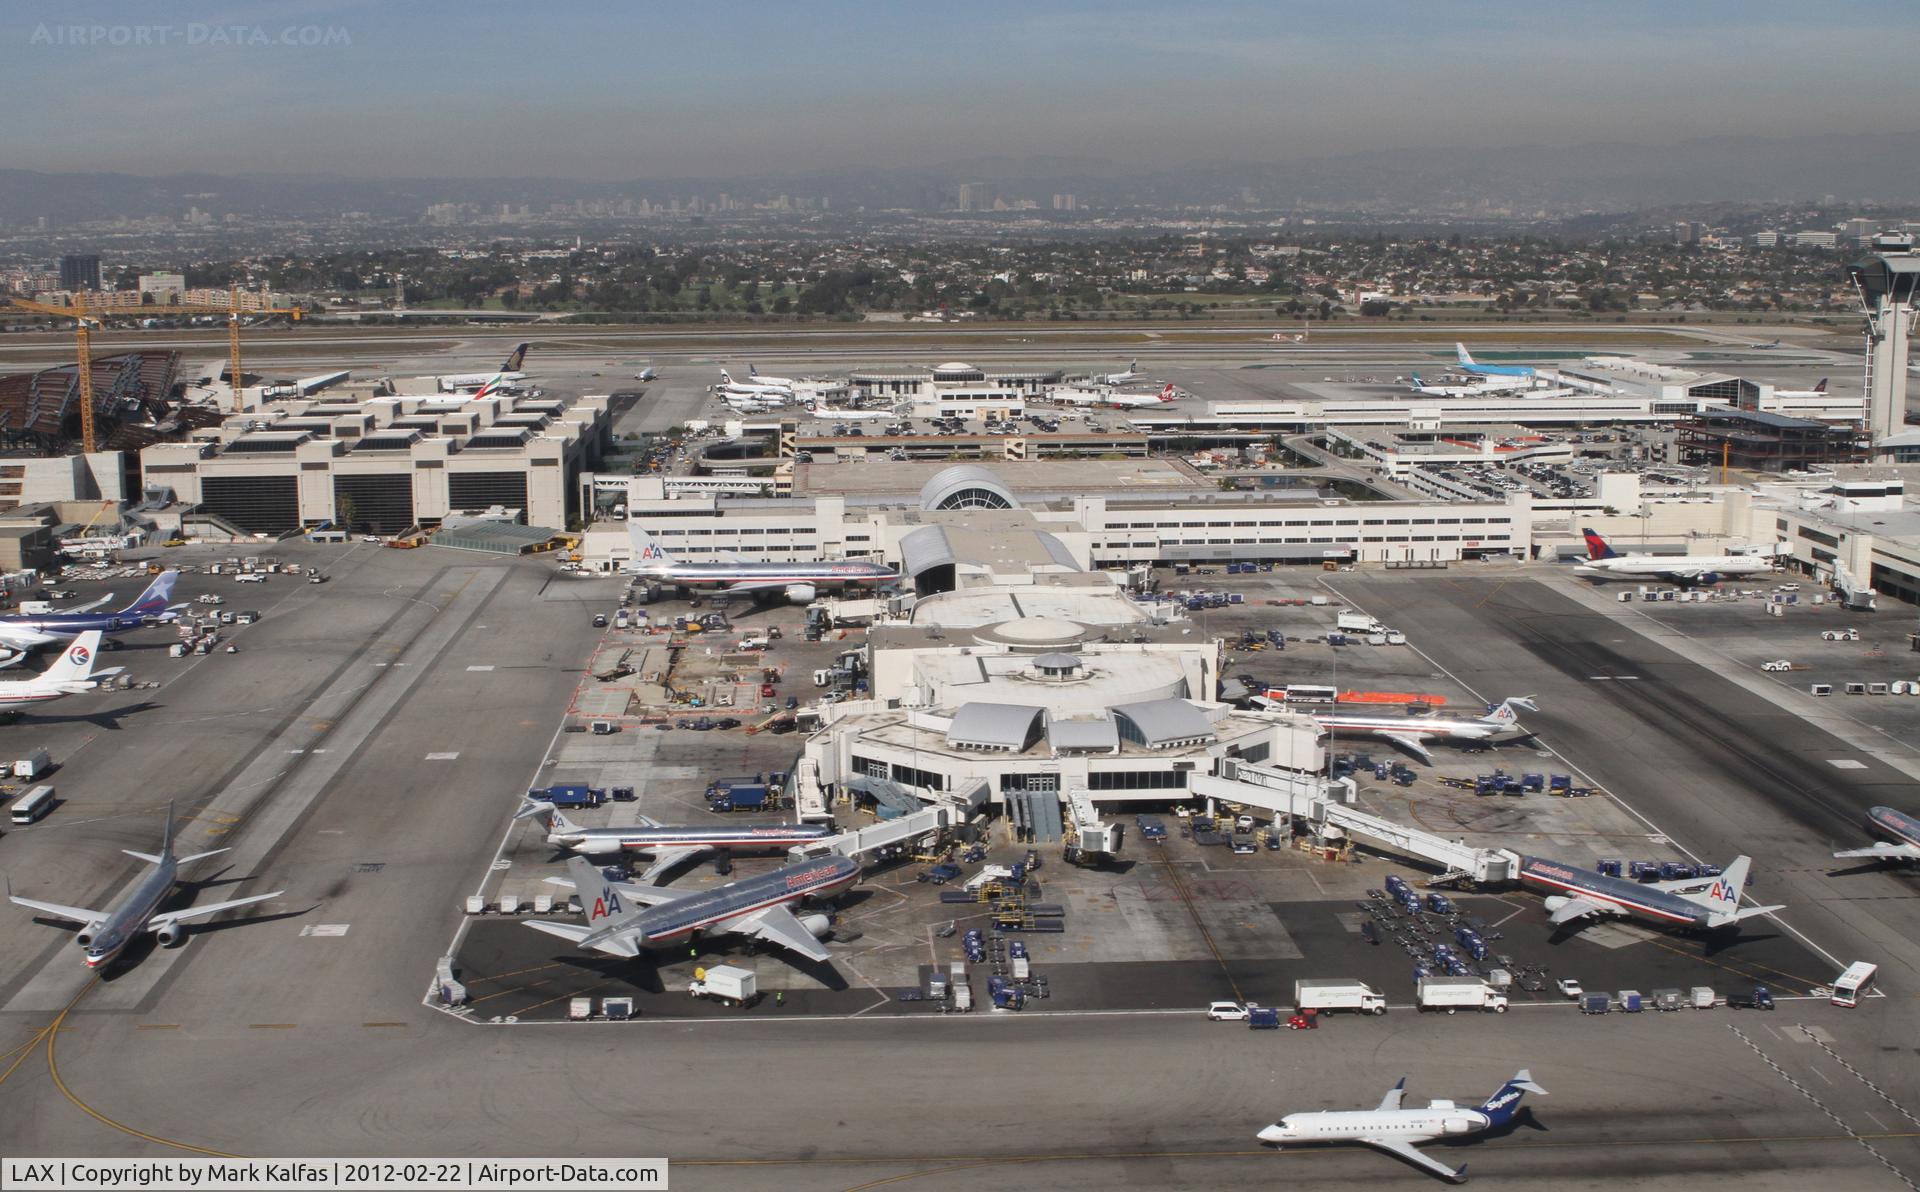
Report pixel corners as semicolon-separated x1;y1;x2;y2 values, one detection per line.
1847;233;1920;448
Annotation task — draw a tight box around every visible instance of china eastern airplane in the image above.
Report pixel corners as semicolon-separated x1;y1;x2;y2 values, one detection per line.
1832;806;1920;863
1453;343;1535;379
627;525;898;604
802;398;906;421
529;853;858;963
1520;854;1782;931
0;631;122;706
1101;360;1145;385
0;571;181;652
7;802;283;970
1259;1070;1547;1183
516;799;837;882
439;343;532;392
1576;528;1777;585
1300;697;1537;763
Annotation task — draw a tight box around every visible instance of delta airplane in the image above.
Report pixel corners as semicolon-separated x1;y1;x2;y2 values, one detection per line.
7;802;283;970
1101;360;1146;385
1454;343;1535;380
1258;1070;1547;1183
517;799;837;882
530;853;858;964
1577;528;1776;585
0;571;181;651
1303;697;1537;763
1054;382;1179;409
628;525;898;604
1520;854;1782;931
439;343;532;392
1832;806;1920;863
1773;377;1829;400
0;632;122;706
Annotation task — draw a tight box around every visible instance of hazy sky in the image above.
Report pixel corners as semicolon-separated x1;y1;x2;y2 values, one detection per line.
5;0;1911;178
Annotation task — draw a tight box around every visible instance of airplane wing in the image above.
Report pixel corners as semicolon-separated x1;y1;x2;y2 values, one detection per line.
726;903;831;963
1833;842;1920;861
0;624;56;649
67;595;114;614
1658;568;1710;582
718;551;749;564
8;893;107;926
542;875;693;908
723;579;800;595
1377;733;1435;763
1377;1078;1408;1111
1548;896;1620;926
525;919;642;957
147;890;283;929
1361;1138;1464;1183
637;846;708;884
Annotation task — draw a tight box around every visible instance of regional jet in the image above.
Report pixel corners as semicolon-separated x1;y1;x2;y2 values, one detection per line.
0;632;123;707
1576;528;1776;585
1101;360;1146;385
0;571;181;651
627;525;898;604
529;853;858;963
517;799;837;882
1302;697;1538;763
438;343;532;392
7;802;283;970
1258;1070;1547;1183
1453;343;1535;379
1519;854;1782;931
1832;806;1920;863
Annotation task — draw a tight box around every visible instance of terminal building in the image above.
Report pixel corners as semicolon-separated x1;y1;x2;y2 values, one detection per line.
850;361;1062;421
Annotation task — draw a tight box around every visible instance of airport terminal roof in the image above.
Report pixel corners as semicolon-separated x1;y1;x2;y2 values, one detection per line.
920;465;1020;511
428;521;563;554
1046;715;1119;753
897;519;1079;581
945;702;1044;751
1111;698;1218;748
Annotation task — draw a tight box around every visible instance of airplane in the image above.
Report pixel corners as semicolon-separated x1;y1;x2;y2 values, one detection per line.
1519;854;1783;931
1576;528;1777;585
802;398;907;422
0;571;182;651
516;800;837;883
0;631;123;706
717;368;793;398
1301;697;1538;764
1832;806;1920;863
528;853;859;964
438;343;532;392
1258;1069;1547;1183
719;391;787;414
7;802;283;970
1773;377;1829;399
747;364;800;388
628;525;898;605
1407;373;1528;398
1453;343;1535;380
1052;382;1179;409
633;367;660;382
1101;360;1145;385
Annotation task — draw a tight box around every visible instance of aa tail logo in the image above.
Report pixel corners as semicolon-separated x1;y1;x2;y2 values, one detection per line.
589;890;624;922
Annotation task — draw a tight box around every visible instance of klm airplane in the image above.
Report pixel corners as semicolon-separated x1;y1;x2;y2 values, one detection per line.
1454;343;1535;380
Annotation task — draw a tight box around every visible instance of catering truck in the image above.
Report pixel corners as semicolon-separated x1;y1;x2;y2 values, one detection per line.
1416;976;1508;1013
1293;978;1388;1015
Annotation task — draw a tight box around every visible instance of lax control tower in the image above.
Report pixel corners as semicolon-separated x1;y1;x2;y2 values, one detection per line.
1847;232;1920;448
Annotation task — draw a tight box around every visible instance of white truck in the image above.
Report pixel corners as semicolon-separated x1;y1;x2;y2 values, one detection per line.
689;964;758;1006
1416;976;1508;1013
1294;978;1389;1016
12;748;51;780
1335;611;1382;634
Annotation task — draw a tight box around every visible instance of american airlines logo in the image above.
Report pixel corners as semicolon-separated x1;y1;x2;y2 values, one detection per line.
1708;878;1737;902
1530;863;1575;882
641;544;665;560
589;890;625;921
785;865;839;889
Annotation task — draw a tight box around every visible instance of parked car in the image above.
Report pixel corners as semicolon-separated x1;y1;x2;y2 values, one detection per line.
1206;1001;1250;1021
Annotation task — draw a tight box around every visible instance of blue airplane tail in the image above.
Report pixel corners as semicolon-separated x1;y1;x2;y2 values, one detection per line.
123;570;179;615
1478;1069;1547;1126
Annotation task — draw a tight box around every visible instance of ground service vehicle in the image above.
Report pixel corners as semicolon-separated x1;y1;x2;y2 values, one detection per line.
1416;976;1508;1013
1294;979;1388;1015
688;965;757;1005
1831;962;1878;1008
10;785;55;824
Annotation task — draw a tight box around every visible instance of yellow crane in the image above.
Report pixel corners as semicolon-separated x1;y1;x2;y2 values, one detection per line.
2;288;303;450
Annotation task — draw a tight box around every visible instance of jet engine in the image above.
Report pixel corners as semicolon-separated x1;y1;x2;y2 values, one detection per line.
784;583;817;604
157;922;184;947
797;913;832;940
75;929;94;947
1542;896;1571;914
1697;572;1720;586
569;838;623;856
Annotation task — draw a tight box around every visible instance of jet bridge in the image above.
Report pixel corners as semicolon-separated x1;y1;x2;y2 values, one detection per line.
790;805;956;861
1194;758;1521;884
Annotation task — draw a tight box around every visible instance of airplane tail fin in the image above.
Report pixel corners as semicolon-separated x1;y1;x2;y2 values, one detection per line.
1580;527;1619;560
749;364;760;378
39;630;103;687
1691;856;1783;927
1814;378;1827;393
1479;1069;1547;1125
123;570;180;617
1456;342;1476;368
719;369;734;385
160;798;175;859
501;343;529;372
566;856;638;930
1483;696;1538;726
1159;383;1176;402
628;523;674;567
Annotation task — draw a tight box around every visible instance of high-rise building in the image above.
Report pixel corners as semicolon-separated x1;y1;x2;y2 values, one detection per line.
58;253;101;291
957;182;995;212
1052;194;1077;211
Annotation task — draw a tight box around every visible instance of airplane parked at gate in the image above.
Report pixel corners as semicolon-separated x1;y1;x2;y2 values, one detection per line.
627;525;898;604
716;368;793;398
1052;382;1179;409
1299;697;1538;763
7;802;283;970
517;800;837;882
1832;806;1920;863
438;343;532;392
1453;343;1535;379
0;632;123;706
1520;854;1782;931
1773;377;1829;400
1101;360;1146;385
1407;373;1529;398
1258;1069;1547;1183
0;571;182;651
1576;528;1776;585
529;853;858;963
802;398;907;421
747;363;800;388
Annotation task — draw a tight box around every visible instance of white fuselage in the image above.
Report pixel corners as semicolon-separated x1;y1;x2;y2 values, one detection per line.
1579;555;1775;580
1313;711;1506;745
1260;1107;1488;1146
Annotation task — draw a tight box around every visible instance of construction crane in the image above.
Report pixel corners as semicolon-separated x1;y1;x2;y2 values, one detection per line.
1;288;303;449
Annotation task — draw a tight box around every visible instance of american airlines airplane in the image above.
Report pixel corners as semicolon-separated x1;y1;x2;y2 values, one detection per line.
1576;528;1776;585
439;343;532;392
530;853;859;963
517;799;836;882
1520;854;1782;931
1101;360;1146;385
0;570;181;651
1832;806;1920;863
628;525;898;604
8;802;283;970
1453;343;1534;379
1258;1070;1547;1183
1303;697;1537;763
0;631;123;707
